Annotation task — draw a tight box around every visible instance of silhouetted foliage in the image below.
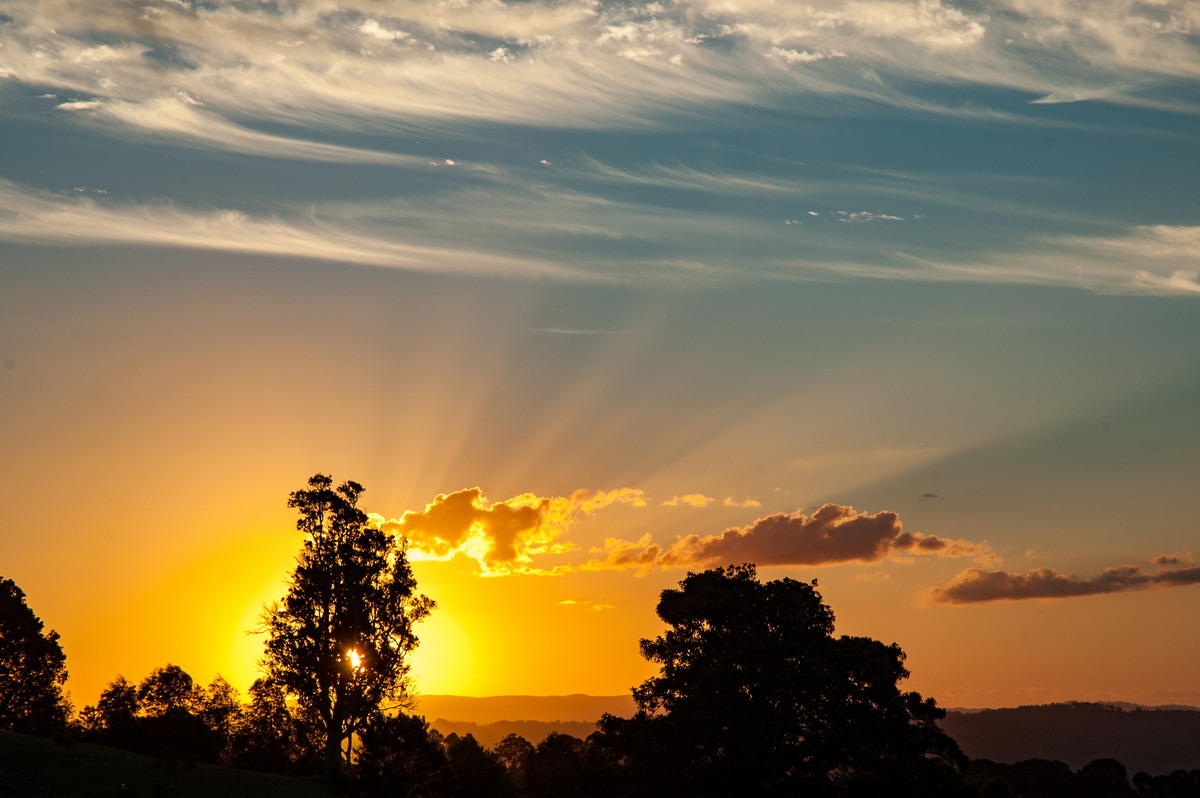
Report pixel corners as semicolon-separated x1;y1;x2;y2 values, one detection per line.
1080;758;1138;798
492;733;534;792
227;676;319;774
84;674;140;748
965;757;1151;798
520;731;618;798
198;675;244;762
79;665;245;767
262;474;435;777
0;577;70;735
1133;768;1200;798
356;713;454;798
138;664;201;718
597;564;965;797
443;732;514;797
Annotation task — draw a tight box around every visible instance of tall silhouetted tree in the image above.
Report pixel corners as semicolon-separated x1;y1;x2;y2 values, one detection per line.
597;564;965;797
261;474;434;777
0;577;69;735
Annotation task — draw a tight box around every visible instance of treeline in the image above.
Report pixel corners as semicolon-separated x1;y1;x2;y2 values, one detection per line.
62;665;1200;798
963;758;1200;798
65;662;610;796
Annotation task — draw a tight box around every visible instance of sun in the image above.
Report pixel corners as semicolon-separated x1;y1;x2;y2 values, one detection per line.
408;610;475;695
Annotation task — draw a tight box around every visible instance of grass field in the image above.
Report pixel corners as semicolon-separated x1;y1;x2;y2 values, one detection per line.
0;731;335;798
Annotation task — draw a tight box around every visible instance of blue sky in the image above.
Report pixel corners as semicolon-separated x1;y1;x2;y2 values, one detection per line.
2;0;1199;707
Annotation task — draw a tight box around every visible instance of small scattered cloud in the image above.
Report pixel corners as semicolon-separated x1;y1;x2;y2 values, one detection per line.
769;47;845;64
662;493;715;507
919;492;941;501
834;210;905;223
853;571;891;583
722;497;762;508
586;503;986;572
928;559;1200;604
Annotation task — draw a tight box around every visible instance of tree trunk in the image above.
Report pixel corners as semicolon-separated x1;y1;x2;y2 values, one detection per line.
323;732;343;779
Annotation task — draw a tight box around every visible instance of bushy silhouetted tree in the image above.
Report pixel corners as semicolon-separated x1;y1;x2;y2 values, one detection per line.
81;666;241;766
524;732;618;798
444;732;514;797
1133;768;1200;798
262;474;435;777
0;577;70;735
356;713;454;797
493;733;534;791
227;676;318;774
597;564;965;797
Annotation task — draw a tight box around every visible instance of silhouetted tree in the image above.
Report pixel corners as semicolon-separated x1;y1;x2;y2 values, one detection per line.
138;664;201;718
524;732;617;798
1133;769;1200;798
84;674;140;747
198;675;243;763
444;732;514;797
492;733;535;791
597;564;965;797
228;677;316;774
995;759;1080;798
261;474;435;777
0;577;70;735
1080;759;1136;798
356;713;454;797
134;664;222;765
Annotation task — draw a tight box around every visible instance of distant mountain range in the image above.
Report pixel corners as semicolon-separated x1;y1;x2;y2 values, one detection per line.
940;702;1200;776
413;694;635;749
414;696;1200;776
413;694;635;725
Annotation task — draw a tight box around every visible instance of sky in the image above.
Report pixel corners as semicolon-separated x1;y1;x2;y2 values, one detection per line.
2;0;1199;713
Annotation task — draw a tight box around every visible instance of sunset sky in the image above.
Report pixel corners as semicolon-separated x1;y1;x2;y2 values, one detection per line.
2;0;1199;713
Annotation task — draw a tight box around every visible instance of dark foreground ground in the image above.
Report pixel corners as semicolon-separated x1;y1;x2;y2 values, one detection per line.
0;731;334;798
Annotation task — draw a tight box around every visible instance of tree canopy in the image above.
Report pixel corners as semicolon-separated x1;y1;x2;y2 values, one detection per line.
597;564;965;797
0;577;69;735
261;474;434;777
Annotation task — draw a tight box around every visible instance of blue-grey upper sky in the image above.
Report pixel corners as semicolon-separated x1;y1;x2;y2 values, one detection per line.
2;0;1199;707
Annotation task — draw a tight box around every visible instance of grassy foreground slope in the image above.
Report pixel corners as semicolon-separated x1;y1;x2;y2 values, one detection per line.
0;731;334;798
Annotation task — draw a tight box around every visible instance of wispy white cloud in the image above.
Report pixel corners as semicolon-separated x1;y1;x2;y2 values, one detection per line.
62;96;424;164
875;225;1200;296
3;0;1198;165
0;179;579;278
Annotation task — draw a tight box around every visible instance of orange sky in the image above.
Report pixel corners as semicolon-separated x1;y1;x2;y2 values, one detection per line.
4;266;1200;712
